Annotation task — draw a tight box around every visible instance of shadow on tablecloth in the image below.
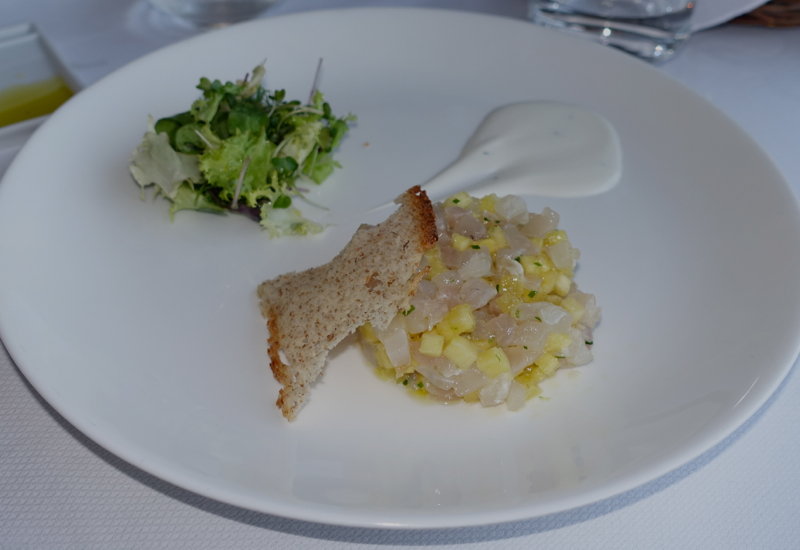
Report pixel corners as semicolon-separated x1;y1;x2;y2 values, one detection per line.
9;352;794;546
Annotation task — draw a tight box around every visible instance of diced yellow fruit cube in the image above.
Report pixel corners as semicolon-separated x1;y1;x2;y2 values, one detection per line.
436;303;476;340
545;332;573;354
449;303;476;332
359;323;379;344
479;194;497;213
529;237;544;249
560;296;585;324
522;254;555;278
463;390;481;403
442;335;479;370
530;366;549;384
539;271;557;295
554;273;572;297
473;237;498;254
519;255;542;277
534;352;560;376
450;233;472;252
515;370;531;386
545;295;563;305
495;292;522;315
445;191;473;208
515;367;546;399
544;230;568;246
419;332;444;357
536;254;555;272
498;274;523;296
488;226;509;249
516;365;548;387
476;347;511;377
424;247;448;279
525;385;543;400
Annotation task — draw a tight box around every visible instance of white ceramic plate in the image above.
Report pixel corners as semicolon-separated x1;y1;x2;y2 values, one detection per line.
1;9;799;529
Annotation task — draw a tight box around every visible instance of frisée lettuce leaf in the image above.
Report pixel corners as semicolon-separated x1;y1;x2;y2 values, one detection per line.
129;116;204;200
129;62;355;236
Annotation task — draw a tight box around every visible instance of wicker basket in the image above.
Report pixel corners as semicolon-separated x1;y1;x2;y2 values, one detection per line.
732;0;800;27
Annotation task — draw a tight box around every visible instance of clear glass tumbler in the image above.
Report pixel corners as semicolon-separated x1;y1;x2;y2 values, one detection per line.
147;0;280;28
528;0;695;63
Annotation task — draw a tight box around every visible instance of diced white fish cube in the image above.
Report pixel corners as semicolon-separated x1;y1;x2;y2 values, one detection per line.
506;380;527;411
479;373;513;407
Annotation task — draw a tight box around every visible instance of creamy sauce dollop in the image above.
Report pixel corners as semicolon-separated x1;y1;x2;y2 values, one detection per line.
422;101;622;200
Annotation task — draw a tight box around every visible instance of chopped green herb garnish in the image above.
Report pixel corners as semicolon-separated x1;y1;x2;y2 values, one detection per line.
515;309;520;319
514;257;521;262
523;346;528;350
496;285;500;292
452;198;460;204
417;381;424;388
402;305;415;316
535;316;542;322
402;379;408;386
471;245;481;249
528;290;537;298
554;356;565;359
534;262;543;267
585;340;593;345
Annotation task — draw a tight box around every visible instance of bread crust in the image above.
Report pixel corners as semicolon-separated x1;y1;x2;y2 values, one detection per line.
257;186;437;421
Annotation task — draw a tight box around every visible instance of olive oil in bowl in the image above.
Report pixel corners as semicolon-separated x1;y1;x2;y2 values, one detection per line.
0;75;73;128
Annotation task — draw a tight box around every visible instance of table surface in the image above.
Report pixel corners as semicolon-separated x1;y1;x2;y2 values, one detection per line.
2;1;800;548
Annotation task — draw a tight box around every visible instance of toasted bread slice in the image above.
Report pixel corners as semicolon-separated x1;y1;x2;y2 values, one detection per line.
257;186;438;421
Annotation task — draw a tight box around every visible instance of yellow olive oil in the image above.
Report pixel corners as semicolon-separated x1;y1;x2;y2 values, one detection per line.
0;76;73;128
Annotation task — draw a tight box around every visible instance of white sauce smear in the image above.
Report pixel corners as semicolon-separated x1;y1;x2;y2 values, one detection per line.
422;101;622;200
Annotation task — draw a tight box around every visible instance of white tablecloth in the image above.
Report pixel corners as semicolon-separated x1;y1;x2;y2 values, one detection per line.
2;1;800;548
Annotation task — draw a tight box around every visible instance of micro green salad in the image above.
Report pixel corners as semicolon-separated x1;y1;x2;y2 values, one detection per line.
129;62;356;237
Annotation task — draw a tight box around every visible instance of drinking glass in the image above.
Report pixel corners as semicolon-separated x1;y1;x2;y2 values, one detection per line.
529;0;695;63
147;0;281;28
